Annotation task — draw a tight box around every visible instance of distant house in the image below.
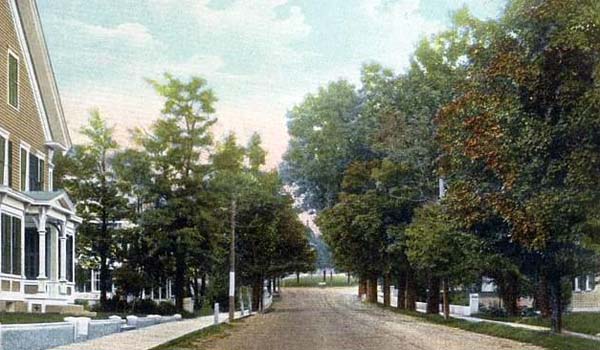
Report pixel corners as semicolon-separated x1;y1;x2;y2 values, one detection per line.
570;274;599;312
0;0;81;313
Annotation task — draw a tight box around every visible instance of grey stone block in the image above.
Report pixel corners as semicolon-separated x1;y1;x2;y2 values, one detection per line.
2;322;75;350
88;319;122;340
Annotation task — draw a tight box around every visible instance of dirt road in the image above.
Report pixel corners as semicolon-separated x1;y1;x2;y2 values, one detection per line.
203;288;541;350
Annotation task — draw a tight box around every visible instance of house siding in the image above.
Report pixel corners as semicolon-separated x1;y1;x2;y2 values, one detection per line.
0;0;48;191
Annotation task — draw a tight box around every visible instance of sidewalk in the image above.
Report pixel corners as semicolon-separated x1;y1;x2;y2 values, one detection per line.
454;315;600;342
51;311;248;350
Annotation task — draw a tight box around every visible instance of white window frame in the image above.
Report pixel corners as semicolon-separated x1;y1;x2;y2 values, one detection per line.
574;277;581;292
19;142;30;192
7;49;19;111
0;127;9;186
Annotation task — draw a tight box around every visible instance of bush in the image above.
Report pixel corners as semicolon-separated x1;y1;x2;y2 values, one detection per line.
133;299;158;315
74;299;89;309
157;301;178;316
478;305;507;318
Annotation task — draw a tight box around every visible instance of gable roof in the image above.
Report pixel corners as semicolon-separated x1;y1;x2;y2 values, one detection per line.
13;0;72;151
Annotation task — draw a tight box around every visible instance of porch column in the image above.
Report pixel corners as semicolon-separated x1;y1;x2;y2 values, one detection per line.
59;221;67;282
37;207;48;294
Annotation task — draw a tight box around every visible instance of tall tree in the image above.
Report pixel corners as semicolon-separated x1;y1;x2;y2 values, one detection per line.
281;80;372;210
437;0;600;332
135;74;218;310
58;110;129;306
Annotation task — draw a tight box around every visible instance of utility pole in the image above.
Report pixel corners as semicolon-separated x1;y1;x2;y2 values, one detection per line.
229;199;236;322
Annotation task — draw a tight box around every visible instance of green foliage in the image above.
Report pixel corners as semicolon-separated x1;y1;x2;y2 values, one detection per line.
405;203;482;286
281;80;373;210
57;110;129;305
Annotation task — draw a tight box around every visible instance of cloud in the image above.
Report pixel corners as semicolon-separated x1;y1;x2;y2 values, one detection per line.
64;20;157;48
357;0;445;72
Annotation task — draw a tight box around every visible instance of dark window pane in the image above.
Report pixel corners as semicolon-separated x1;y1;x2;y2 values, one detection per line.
66;235;73;282
8;54;18;108
25;228;38;279
1;214;10;273
29;154;39;191
12;217;20;275
7;141;12;188
20;148;26;191
0;136;5;185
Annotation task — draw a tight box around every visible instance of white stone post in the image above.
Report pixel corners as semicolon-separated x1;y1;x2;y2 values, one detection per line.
213;303;220;325
239;287;245;316
469;293;480;316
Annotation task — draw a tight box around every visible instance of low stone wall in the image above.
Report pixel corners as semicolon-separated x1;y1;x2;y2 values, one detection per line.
0;314;183;350
88;319;123;340
2;322;75;350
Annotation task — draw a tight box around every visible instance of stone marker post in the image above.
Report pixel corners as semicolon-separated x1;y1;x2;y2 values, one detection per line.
214;303;220;325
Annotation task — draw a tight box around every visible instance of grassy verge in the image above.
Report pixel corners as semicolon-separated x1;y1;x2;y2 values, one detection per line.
381;306;599;350
151;323;235;350
282;274;357;288
475;312;600;336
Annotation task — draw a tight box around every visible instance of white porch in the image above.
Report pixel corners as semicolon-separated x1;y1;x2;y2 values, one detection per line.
0;187;81;312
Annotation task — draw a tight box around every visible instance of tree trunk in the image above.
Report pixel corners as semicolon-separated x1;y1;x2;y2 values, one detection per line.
193;272;201;308
200;274;207;297
323;269;326;282
358;278;366;298
405;269;417;311
426;274;440;314
366;277;378;303
549;275;563;333
252;281;261;311
536;274;552;318
99;247;109;307
174;240;186;311
383;274;391;307
397;271;407;310
347;273;351;285
500;272;520;317
442;278;450;319
296;272;300;284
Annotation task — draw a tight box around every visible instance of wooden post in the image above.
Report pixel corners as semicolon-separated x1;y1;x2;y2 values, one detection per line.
228;199;236;322
442;278;450;319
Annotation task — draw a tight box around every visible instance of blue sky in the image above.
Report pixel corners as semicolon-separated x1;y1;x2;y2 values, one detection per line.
37;0;506;167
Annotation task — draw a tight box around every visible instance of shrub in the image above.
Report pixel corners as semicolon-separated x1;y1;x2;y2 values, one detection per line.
133;299;158;315
157;301;178;316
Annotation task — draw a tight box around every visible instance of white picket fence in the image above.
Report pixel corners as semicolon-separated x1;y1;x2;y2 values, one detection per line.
378;286;479;316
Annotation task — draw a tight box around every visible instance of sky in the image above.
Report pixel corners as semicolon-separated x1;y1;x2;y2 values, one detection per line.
37;0;506;168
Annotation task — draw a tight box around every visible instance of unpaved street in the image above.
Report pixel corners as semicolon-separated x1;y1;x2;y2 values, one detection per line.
203;288;541;350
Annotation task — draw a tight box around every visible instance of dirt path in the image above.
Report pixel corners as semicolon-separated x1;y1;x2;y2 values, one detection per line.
202;288;542;350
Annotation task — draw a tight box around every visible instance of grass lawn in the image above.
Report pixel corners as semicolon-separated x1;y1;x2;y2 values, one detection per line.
282;274;357;288
383;307;600;350
475;312;600;336
151;323;235;350
0;308;214;324
0;312;74;324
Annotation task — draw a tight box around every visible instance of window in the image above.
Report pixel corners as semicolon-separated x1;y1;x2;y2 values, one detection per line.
29;153;44;191
24;228;38;279
0;135;5;185
7;141;12;187
1;214;21;275
19;146;45;192
20;147;27;191
66;235;73;282
8;52;18;109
